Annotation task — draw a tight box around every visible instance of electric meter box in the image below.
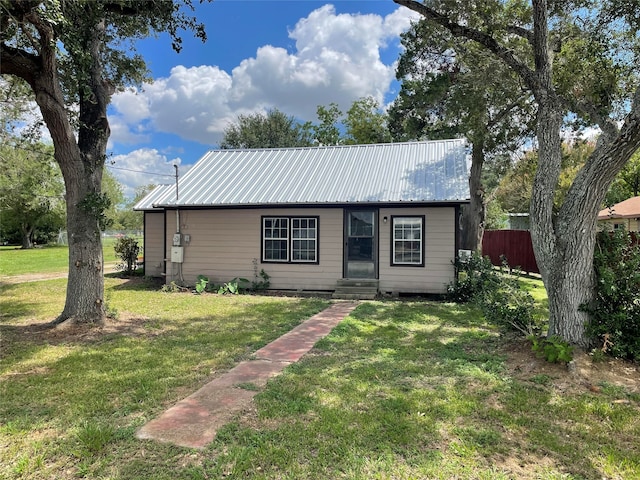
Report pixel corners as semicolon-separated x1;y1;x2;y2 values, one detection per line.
171;246;184;263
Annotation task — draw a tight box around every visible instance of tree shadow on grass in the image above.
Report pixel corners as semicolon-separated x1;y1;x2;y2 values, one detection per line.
107;275;164;291
171;301;619;480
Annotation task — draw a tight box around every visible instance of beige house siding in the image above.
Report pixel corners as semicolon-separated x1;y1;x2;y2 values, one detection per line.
164;208;343;290
379;207;456;294
162;206;457;294
598;217;640;232
143;212;165;277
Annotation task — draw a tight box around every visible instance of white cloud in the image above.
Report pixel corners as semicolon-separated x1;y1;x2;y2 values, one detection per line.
108;115;150;147
107;148;182;197
382;5;421;38
111;88;150;123
108;5;420;147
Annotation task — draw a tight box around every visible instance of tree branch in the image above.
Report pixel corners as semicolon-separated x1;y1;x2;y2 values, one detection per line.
531;0;552;92
487;93;530;128
0;43;39;86
506;25;534;45
574;98;619;142
102;1;146;16
393;0;537;90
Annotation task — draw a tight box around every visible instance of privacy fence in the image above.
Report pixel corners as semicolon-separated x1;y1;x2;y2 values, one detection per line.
482;230;640;275
481;230;539;274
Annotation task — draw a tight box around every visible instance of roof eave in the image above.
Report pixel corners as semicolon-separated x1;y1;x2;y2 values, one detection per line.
152;199;471;210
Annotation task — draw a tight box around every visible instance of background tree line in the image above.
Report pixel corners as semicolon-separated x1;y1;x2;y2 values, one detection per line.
0;140;150;247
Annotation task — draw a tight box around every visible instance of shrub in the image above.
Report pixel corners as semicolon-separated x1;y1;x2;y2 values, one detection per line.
481;282;539;336
217;277;249;295
530;335;574;363
447;251;500;302
448;251;539;336
194;275;209;294
113;236;140;274
251;259;271;291
584;230;640;361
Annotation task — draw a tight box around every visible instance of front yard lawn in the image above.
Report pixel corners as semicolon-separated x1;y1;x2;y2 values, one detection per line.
0;238;122;276
1;277;638;479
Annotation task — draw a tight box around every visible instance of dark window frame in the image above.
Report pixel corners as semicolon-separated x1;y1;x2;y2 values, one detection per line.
261;215;320;264
390;215;425;267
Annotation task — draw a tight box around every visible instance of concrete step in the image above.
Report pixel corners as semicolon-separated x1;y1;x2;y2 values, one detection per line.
333;278;378;300
333;286;378;294
336;278;379;288
332;292;377;300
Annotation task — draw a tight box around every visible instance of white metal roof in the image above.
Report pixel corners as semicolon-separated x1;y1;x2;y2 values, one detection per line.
137;140;471;209
133;184;174;211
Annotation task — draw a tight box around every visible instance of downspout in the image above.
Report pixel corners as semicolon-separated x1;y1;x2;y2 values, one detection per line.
174;164;184;283
175;164;180;234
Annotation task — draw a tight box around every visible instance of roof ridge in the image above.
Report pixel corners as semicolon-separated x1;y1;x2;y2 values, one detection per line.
210;138;468;154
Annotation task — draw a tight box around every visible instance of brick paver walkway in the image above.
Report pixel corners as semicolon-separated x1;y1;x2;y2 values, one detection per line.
136;301;358;449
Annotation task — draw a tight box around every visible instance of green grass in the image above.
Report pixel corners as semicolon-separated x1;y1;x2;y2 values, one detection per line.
1;276;639;479
1;278;329;479
0;237;128;276
519;275;550;321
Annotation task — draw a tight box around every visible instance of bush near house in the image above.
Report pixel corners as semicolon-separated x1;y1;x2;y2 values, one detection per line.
584;230;640;360
448;252;541;336
113;236;141;275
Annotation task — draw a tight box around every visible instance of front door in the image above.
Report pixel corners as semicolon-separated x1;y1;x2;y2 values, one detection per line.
344;209;377;279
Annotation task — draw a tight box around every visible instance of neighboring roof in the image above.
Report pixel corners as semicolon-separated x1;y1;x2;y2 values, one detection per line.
598;196;640;220
138;139;471;209
133;184;173;211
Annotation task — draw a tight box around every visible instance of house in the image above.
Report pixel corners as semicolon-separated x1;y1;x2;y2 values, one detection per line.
134;139;471;296
506;213;530;230
597;196;640;232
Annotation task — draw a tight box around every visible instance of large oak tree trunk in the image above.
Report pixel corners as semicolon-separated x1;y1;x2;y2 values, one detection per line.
55;165;106;325
25;13;110;326
460;141;485;251
531;95;640;347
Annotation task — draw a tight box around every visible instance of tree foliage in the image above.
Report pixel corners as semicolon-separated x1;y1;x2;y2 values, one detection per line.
496;141;595;214
220;109;314;149
1;0;208;325
312;97;392;146
112;184;155;231
585;230;640;361
221;98;393;150
314;103;342;146
342;97;392;145
100;168;124;230
389;18;535;250
605;150;640;205
394;0;640;347
0;143;65;248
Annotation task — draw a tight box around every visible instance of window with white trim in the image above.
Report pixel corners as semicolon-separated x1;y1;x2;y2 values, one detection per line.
262;216;318;263
392;216;424;266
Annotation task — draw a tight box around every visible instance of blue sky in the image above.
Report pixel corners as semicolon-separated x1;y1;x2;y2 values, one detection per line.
106;1;420;196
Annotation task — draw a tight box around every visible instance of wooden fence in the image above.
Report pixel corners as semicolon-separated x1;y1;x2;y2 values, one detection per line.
481;230;640;275
481;230;539;274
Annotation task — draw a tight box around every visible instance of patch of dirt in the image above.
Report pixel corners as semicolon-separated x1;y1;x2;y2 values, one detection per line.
0;271;69;285
0;313;162;360
503;337;639;396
